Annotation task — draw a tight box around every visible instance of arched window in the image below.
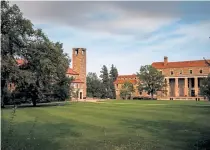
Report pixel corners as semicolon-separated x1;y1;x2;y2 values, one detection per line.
199;69;203;74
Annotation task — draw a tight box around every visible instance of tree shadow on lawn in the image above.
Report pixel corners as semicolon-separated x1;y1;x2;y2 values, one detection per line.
121;118;210;150
3;101;69;109
1;119;156;150
1;119;82;150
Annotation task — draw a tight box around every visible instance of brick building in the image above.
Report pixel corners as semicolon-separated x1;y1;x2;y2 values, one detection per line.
114;75;150;99
152;57;210;100
114;57;210;100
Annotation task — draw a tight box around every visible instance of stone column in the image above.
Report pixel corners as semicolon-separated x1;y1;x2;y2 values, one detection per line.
189;78;192;96
184;77;188;97
175;78;179;97
194;77;198;97
165;78;170;97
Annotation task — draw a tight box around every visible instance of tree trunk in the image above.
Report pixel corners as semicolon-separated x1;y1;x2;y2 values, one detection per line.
32;98;37;107
151;92;154;100
1;79;6;108
1;101;5;108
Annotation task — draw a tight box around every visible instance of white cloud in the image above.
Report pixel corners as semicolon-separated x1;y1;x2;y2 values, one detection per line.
10;1;210;76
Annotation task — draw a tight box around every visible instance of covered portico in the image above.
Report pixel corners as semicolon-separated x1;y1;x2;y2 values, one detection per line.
164;76;207;100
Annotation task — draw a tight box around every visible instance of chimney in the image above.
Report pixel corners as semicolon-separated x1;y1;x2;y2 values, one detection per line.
164;56;168;66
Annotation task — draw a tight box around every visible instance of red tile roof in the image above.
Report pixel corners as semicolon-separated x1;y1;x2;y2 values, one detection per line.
114;79;137;84
114;74;138;84
16;59;26;66
152;60;210;69
118;74;137;78
66;68;79;75
72;79;84;83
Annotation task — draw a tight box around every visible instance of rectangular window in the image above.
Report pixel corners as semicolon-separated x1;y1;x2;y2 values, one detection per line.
160;71;162;74
190;70;193;74
170;71;174;75
180;70;182;74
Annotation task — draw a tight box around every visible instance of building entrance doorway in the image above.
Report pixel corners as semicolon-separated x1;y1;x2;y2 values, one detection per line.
191;90;195;97
80;92;82;99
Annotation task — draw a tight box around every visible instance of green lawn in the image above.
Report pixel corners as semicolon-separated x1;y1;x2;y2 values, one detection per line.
2;100;210;150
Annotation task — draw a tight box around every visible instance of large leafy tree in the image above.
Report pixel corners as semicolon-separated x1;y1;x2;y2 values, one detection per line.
1;1;71;106
1;0;34;107
109;64;118;99
137;65;166;99
16;29;71;106
200;75;210;100
100;65;112;98
201;57;210;100
120;82;135;100
86;72;103;98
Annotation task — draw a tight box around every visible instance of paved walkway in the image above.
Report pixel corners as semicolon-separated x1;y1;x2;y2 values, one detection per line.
72;99;103;102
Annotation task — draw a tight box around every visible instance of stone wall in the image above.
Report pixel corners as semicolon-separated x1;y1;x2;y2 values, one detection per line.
159;66;209;77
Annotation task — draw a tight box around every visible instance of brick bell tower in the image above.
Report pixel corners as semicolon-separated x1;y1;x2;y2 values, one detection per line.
72;48;87;98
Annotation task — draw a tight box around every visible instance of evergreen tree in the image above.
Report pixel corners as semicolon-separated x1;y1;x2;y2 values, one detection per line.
100;65;111;98
109;64;118;99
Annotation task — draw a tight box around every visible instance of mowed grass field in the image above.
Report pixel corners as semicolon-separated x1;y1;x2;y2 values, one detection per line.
2;100;210;150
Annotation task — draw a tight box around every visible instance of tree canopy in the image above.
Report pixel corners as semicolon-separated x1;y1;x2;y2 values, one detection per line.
137;65;166;99
87;65;118;99
100;65;112;99
1;1;71;107
86;72;103;98
200;74;210;101
120;82;135;100
109;64;118;99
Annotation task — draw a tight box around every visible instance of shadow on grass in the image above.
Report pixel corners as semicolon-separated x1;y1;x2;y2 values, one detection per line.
1;118;153;150
1;119;82;150
121;118;210;150
3;101;69;109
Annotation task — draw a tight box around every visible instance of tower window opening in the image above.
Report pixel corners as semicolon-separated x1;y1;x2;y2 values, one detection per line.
75;49;78;55
82;50;85;55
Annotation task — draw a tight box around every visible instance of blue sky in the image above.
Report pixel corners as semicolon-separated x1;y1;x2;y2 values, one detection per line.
13;1;210;76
